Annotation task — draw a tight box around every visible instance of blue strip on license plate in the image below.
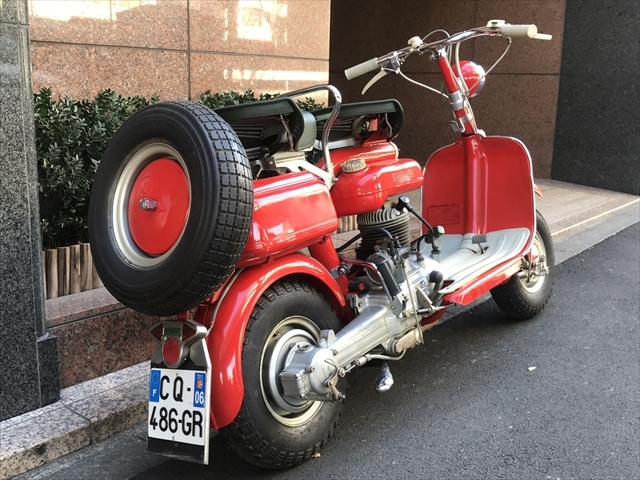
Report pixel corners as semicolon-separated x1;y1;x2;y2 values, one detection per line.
193;372;206;408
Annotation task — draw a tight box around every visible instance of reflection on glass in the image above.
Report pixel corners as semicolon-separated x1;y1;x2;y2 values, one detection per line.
236;0;287;43
29;0;157;22
220;68;328;93
223;69;327;82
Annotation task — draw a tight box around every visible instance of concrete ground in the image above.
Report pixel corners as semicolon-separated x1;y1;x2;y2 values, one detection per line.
1;179;638;479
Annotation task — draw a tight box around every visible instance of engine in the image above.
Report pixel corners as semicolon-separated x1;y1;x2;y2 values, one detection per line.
356;207;411;260
277;205;445;403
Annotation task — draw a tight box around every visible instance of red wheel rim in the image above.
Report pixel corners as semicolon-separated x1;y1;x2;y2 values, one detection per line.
128;158;190;256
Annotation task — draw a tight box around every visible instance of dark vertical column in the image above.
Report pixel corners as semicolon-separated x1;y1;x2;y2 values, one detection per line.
552;0;639;195
0;0;59;421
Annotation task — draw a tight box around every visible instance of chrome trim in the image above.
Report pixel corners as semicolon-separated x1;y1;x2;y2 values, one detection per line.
112;143;190;268
279;84;342;186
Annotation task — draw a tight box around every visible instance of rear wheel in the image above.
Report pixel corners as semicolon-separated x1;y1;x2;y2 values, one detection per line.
89;100;253;316
221;279;345;469
491;211;555;319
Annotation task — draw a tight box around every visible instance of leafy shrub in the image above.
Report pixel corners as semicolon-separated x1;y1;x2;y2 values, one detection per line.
35;88;323;249
198;89;324;112
35;88;158;248
198;89;278;108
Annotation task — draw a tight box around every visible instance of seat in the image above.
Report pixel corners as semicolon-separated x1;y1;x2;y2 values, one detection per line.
215;98;316;155
312;99;404;142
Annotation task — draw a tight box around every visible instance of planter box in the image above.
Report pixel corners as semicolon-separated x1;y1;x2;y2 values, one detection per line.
42;217;359;300
42;243;102;300
45;287;156;388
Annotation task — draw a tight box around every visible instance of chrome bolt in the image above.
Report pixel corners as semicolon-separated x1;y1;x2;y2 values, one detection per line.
139;198;158;211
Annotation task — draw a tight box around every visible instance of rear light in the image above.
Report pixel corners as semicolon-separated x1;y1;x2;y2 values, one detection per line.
150;319;208;368
162;337;182;367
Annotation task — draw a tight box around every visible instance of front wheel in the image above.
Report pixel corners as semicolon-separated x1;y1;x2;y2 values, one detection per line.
491;211;555;319
220;279;345;469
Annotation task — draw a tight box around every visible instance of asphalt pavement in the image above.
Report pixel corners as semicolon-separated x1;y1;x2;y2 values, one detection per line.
15;219;639;480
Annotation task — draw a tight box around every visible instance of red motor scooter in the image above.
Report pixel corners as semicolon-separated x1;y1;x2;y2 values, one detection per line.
89;20;554;469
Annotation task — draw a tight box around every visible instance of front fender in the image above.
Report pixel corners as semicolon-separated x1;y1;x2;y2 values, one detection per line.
206;253;346;429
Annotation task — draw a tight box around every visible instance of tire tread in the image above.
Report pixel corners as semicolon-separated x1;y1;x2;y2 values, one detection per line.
221;279;343;469
154;101;254;315
491;211;555;320
90;100;254;316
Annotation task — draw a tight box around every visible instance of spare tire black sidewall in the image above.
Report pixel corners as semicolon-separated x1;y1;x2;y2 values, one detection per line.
89;102;252;315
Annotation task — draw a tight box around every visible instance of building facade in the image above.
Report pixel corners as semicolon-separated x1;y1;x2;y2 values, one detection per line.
28;0;638;194
0;0;637;422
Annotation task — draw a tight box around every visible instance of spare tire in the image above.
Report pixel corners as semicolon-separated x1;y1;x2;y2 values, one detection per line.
89;100;253;316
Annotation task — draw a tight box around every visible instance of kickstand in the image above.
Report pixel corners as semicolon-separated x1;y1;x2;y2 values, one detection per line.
375;362;394;393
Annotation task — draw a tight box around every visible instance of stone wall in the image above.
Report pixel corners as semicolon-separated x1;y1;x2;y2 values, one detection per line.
0;0;59;421
44;288;156;388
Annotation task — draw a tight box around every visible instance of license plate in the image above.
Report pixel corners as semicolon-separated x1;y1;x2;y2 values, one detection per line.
148;369;208;445
147;338;211;464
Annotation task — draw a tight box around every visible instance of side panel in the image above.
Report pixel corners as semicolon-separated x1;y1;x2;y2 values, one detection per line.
316;136;398;175
422;135;535;237
443;257;522;305
238;172;338;267
206;254;346;429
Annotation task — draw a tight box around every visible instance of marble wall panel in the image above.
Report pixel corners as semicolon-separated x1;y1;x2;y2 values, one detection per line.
329;0;562;179
382;73;467;164
396;0;478;74
470;74;560;178
1;0;26;23
329;0;401;75
474;0;565;75
1;0;59;421
328;67;398;107
191;52;328;97
28;0;188;50
189;0;330;59
330;0;475;76
331;70;558;179
45;288;123;328
329;69;468;164
49;307;156;388
331;0;563;76
31;43;188;99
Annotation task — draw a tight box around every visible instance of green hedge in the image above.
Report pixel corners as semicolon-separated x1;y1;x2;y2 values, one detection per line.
35;88;323;249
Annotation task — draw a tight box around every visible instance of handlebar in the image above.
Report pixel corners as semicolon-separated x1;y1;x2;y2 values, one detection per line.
345;58;380;81
344;20;552;80
500;24;537;38
500;23;552;40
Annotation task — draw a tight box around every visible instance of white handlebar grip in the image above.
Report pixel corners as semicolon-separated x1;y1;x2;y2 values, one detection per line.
501;24;538;38
345;58;379;80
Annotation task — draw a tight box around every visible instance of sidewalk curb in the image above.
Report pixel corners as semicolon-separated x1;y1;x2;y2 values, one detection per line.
2;197;639;480
1;365;148;479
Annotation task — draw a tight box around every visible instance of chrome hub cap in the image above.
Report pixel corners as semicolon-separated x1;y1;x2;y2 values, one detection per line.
260;316;323;427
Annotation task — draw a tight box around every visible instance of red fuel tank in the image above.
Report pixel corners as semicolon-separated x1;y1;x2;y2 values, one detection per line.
331;158;423;217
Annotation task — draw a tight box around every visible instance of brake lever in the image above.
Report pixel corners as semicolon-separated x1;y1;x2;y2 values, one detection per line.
362;70;388;95
362;51;405;95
